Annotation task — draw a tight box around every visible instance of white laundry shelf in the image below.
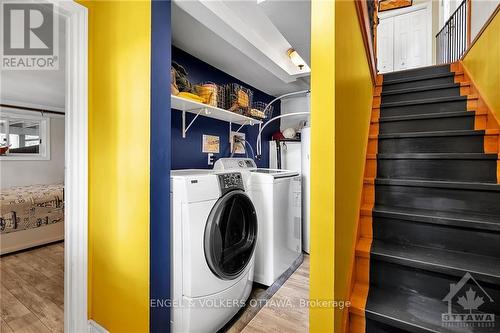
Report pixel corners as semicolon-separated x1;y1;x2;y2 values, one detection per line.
171;95;262;138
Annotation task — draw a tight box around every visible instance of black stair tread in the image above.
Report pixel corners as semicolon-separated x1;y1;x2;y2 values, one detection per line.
381;83;461;96
378;111;474;123
381;96;468;108
377;130;484;139
370;240;500;284
375;178;500;192
372;205;500;231
382;72;457;85
377;153;498;160
382;64;451;79
366;286;497;333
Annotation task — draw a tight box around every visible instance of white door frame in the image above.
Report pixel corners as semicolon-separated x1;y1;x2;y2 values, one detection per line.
53;1;89;332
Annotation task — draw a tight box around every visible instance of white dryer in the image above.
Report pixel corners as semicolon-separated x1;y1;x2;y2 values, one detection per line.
214;159;302;286
171;170;257;333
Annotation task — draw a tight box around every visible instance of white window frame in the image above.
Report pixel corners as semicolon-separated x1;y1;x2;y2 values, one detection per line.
0;110;51;161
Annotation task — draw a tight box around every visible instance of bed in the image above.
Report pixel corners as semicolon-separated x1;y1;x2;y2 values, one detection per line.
1;184;64;255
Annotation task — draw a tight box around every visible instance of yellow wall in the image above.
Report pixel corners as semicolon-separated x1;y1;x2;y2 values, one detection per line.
463;10;500;120
334;1;374;332
80;1;151;331
309;0;336;331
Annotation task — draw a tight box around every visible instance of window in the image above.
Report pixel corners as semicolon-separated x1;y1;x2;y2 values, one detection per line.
0;112;50;160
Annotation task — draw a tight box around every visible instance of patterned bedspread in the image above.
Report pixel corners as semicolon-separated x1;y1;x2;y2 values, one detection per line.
0;184;64;234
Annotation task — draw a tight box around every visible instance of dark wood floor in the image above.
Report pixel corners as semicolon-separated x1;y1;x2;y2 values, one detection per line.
0;243;64;332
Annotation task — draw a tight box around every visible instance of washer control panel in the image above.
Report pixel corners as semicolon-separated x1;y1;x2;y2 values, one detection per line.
214;158;257;171
218;172;244;194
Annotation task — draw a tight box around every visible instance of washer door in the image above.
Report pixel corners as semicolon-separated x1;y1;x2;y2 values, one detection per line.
204;190;257;280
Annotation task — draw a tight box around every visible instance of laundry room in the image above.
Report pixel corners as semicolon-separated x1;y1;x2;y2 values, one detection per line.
169;1;311;332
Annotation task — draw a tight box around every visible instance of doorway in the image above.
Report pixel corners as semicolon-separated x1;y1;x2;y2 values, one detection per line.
0;1;88;332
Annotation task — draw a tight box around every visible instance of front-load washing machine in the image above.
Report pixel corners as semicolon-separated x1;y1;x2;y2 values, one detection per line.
170;170;257;333
214;158;302;287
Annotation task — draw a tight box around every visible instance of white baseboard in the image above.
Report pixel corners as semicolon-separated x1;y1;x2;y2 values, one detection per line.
88;320;109;333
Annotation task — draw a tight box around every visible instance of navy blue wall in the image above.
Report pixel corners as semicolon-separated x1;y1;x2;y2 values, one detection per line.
150;1;171;332
171;47;280;169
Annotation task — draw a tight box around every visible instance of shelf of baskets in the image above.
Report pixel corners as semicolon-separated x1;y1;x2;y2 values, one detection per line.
171;95;262;138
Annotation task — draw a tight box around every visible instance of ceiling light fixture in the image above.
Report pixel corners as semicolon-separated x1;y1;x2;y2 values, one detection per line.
287;48;305;70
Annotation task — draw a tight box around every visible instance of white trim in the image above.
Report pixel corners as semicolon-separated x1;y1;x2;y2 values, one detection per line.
88;320;110;333
0;99;65;114
378;2;429;19
0;106;64;118
53;1;89;333
1;109;53;119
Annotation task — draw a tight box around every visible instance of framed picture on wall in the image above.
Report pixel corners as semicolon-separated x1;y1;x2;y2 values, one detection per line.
379;0;413;12
202;134;220;153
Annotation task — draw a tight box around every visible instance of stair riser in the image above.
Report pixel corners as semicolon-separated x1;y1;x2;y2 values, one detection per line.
378;135;484;154
375;184;500;216
369;260;500;315
382;76;455;92
381;100;467;117
379;115;475;134
377;158;497;183
383;65;451;82
373;217;500;257
382;86;461;104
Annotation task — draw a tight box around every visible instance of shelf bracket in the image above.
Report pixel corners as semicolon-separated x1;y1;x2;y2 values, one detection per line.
234;121;249;133
229;120;249;136
182;108;207;138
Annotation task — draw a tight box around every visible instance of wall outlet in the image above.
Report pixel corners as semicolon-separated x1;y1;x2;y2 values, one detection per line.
207;153;214;166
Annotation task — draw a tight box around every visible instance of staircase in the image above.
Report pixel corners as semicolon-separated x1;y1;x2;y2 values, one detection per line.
349;64;500;333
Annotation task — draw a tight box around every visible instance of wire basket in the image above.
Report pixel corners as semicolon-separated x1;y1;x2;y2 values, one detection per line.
216;84;226;109
224;83;253;115
249;101;273;120
195;82;218;107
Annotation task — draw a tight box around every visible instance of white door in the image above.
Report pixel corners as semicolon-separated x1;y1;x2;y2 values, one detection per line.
377;4;431;73
394;13;411;71
394;9;428;71
377;17;394;73
408;9;428;68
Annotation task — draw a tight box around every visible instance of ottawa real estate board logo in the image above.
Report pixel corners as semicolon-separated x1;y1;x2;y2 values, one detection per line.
1;1;59;70
442;272;495;328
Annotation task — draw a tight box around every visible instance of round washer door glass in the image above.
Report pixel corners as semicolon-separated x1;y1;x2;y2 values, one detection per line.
204;190;257;280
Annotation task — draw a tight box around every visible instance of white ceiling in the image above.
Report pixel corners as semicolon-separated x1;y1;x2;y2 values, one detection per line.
172;0;311;96
259;0;311;67
1;15;66;112
1;1;312;111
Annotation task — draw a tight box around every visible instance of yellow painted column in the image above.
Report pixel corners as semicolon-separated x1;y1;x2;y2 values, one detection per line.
78;1;151;331
310;0;335;331
334;1;374;332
